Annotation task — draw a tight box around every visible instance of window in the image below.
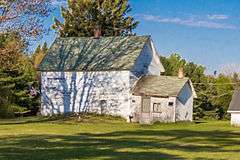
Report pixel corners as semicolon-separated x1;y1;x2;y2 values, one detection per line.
153;103;162;113
100;100;107;114
132;100;136;103
168;102;174;106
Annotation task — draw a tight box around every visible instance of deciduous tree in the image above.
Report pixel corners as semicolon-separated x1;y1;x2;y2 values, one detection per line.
0;0;52;40
160;53;234;120
0;32;28;73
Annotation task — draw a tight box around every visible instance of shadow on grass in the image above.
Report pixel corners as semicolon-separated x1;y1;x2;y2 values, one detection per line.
0;117;59;125
0;114;125;125
194;121;207;124
0;129;240;160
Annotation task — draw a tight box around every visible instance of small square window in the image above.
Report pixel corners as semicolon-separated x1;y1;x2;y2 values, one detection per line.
168;102;174;106
153;103;162;112
132;100;136;103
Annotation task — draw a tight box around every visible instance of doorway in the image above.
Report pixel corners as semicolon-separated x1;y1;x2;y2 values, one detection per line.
140;97;152;124
100;100;107;114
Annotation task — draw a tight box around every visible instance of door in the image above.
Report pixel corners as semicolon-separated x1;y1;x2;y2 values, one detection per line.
100;100;107;114
140;97;152;124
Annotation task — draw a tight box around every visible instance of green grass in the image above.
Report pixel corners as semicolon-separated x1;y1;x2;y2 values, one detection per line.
0;116;240;160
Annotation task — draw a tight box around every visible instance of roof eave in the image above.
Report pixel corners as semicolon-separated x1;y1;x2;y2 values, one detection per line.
189;80;197;98
38;69;132;72
132;92;177;98
227;110;240;113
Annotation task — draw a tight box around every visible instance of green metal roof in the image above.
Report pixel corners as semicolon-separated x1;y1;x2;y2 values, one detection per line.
228;89;240;112
38;36;150;71
133;76;191;97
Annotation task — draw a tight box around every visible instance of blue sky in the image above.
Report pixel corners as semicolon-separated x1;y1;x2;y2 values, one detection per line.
37;0;240;74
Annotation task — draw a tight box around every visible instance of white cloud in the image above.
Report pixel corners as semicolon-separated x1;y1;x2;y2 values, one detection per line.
140;14;236;30
51;0;67;7
207;14;229;20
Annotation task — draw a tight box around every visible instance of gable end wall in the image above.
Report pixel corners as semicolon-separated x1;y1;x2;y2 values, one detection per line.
175;82;193;121
131;41;162;75
230;113;240;126
130;40;163;86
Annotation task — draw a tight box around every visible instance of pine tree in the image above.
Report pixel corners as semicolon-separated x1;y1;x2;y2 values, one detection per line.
35;45;42;54
0;32;38;117
52;0;139;37
42;42;48;53
32;43;48;69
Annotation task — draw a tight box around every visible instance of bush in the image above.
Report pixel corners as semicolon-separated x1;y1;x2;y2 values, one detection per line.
0;104;27;119
193;107;204;120
201;111;218;120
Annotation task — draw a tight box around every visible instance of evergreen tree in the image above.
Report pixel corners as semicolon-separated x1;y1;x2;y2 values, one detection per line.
53;0;139;37
32;43;48;69
0;32;39;117
42;42;48;53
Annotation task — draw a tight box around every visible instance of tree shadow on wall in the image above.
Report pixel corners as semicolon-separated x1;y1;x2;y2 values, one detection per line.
41;37;154;116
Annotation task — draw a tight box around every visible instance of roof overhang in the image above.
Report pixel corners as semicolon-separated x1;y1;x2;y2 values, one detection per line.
132;92;176;98
149;40;165;73
189;80;197;98
37;69;131;72
227;110;240;113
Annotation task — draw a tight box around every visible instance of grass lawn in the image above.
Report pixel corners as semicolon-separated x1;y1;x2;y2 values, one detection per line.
0;116;240;160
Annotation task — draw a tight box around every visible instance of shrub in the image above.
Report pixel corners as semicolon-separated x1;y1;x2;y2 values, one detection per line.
0;104;27;119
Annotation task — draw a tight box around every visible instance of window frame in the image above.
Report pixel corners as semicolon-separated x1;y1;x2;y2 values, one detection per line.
168;102;174;106
153;103;162;113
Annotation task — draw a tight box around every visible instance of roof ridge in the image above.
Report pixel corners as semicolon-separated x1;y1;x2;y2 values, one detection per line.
143;75;190;80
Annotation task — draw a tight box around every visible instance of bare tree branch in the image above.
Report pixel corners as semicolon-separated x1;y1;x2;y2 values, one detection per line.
0;0;52;41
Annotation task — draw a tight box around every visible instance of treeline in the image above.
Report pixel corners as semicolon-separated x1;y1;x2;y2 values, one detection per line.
0;33;47;118
161;54;239;120
0;0;51;118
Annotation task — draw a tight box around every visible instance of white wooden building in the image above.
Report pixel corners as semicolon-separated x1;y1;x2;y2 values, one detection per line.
38;35;196;124
228;89;240;126
132;75;197;124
